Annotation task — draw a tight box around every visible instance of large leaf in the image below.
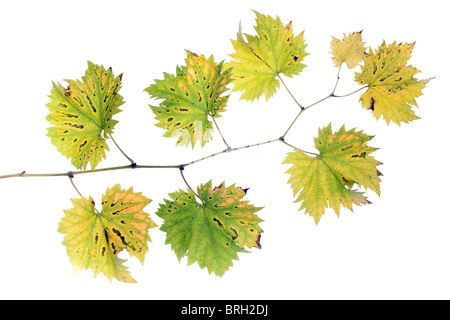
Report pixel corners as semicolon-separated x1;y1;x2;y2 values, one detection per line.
146;51;232;148
226;10;308;101
354;41;429;125
46;61;124;170
283;124;382;224
58;184;156;283
156;181;263;277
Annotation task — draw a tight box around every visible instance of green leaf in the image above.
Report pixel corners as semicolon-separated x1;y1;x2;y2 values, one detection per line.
58;184;156;283
145;51;232;148
283;124;382;224
46;61;124;170
156;181;263;277
354;41;429;125
226;10;308;101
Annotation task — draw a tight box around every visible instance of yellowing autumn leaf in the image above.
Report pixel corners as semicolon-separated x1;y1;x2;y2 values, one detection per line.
156;181;263;277
330;31;366;69
46;61;124;170
226;11;308;101
354;41;429;125
58;184;156;283
146;51;232;148
283;124;382;224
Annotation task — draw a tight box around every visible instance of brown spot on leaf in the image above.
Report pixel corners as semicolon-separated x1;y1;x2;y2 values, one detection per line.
369;97;375;111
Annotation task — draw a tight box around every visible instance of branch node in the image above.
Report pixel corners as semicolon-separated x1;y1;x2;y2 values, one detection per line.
226;146;232;152
179;165;185;171
279;136;285;141
130;162;137;168
67;171;74;179
20;171;26;176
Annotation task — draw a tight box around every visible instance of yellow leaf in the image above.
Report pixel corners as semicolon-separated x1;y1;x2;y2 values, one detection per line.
46;61;124;170
226;11;308;101
354;41;430;125
58;184;156;283
330;31;366;69
283;124;382;224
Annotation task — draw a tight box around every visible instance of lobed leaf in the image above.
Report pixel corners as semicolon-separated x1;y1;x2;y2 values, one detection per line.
283;124;382;224
156;181;263;277
354;41;430;125
330;31;367;69
58;184;156;283
226;10;308;101
146;51;232;148
46;61;124;170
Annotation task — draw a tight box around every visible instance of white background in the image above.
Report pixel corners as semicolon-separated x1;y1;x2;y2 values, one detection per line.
0;0;448;300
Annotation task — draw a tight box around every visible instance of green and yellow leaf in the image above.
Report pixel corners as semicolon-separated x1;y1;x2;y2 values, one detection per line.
330;31;366;69
58;184;156;283
145;51;232;148
354;41;429;125
46;61;124;170
283;124;382;224
226;10;308;101
156;181;263;277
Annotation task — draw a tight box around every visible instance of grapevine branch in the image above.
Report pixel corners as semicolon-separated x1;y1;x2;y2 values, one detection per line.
0;9;430;283
0;70;364;193
279;65;367;139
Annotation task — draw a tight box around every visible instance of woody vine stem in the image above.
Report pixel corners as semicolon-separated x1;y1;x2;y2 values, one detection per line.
0;71;361;196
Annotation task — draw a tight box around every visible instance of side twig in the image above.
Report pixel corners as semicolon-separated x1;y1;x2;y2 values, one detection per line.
109;134;136;165
211;116;230;150
331;64;342;96
68;174;83;198
179;167;204;204
68;173;99;213
280;138;319;156
281;66;368;139
277;74;303;109
332;85;368;98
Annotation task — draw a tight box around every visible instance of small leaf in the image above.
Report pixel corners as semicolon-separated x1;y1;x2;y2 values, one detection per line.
283;124;382;224
226;10;308;101
146;51;232;148
156;181;263;277
354;41;429;125
58;184;156;283
330;31;366;69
